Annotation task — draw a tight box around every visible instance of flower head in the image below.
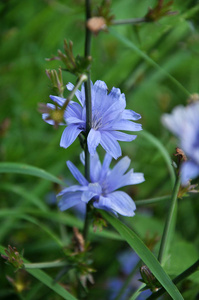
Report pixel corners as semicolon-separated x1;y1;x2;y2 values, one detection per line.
43;80;142;159
57;152;144;217
162;102;199;184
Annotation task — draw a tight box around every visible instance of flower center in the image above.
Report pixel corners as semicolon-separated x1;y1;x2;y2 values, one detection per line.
92;111;102;130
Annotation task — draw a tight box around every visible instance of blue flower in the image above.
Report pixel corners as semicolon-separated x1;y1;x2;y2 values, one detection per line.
162;102;199;184
43;80;142;159
57;152;145;216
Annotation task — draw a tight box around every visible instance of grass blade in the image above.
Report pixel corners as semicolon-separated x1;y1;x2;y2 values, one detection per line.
102;212;183;300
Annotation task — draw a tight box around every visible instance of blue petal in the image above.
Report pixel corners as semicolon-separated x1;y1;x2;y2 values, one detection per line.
110;120;142;131
49;95;66;106
100;131;122;159
60;125;83;148
121;109;141;121
161;105;186;138
81;183;102;203
90;152;102;182
87;128;101;155
181;160;199;185
95;192;136;216
99;153;112;182
66;161;88;186
92;81;108;109
111;170;145;191
107;191;136;216
65;102;83;120
110;131;137;142
57;185;87;196
58;191;83;211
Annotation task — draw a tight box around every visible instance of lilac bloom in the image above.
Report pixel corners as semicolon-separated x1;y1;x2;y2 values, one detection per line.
43;80;142;159
162;101;199;184
57;152;145;217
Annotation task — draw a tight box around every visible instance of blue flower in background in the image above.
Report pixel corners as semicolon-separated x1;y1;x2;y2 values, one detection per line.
43;80;142;159
162;101;199;184
57;152;144;216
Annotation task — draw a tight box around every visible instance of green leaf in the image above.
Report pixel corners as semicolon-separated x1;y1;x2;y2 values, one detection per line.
102;212;183;300
0;162;66;186
0;246;78;300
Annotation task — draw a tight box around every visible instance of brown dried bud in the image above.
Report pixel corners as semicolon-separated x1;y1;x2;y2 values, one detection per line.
174;147;187;162
87;17;107;35
72;227;85;253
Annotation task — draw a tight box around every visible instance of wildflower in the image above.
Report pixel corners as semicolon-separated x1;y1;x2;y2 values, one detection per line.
43;80;142;159
57;152;144;216
162;101;199;185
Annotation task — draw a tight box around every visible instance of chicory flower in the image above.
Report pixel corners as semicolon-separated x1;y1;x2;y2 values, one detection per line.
162;101;199;184
57;152;144;217
43;80;142;159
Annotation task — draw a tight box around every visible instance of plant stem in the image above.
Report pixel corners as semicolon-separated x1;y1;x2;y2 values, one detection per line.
146;259;199;300
83;0;92;241
63;74;87;109
158;176;181;264
24;260;66;269
135;195;170;206
112;17;146;26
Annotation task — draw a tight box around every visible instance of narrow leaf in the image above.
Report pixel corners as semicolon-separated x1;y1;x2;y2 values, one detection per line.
0;162;66;186
102;212;183;300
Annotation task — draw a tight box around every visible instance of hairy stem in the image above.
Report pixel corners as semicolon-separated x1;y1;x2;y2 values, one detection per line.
83;0;92;241
24;260;66;269
158;176;181;264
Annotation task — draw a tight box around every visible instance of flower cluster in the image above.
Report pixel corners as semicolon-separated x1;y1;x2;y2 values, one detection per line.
58;152;144;216
43;80;142;159
162;101;199;185
42;79;144;216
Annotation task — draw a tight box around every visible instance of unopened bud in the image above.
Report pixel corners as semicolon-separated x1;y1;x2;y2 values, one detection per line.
87;17;107;35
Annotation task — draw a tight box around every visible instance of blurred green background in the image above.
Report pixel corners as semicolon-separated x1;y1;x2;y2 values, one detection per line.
1;0;199;299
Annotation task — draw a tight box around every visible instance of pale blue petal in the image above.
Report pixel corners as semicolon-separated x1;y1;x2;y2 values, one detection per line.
100;131;122;159
108;87;122;99
57;185;87;196
181;161;199;185
110;170;145;191
99;153;112;182
94;192;136;216
161;105;186;138
110;120;142;131
65;102;83;120
92;80;108;109
121;109;141;121
58;191;82;211
81;183;102;203
110;156;131;177
87;128;101;155
90;152;102;182
60;125;83;148
80;151;85;166
66;161;88;186
110;131;137;142
50;95;65;106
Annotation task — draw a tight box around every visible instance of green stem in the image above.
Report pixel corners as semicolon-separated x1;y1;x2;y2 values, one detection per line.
135;195;170;206
83;0;92;241
147;259;199;300
158;176;181;264
63;74;87;109
112;17;146;26
139;130;175;186
129;283;146;300
115;260;141;300
24;260;67;269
